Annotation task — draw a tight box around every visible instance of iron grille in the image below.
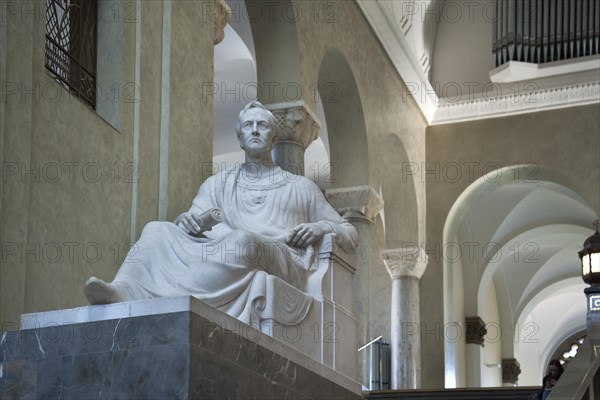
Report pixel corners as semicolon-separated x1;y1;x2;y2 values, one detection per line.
45;0;97;108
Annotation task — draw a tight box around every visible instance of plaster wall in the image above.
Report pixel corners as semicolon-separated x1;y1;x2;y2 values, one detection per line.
0;0;214;329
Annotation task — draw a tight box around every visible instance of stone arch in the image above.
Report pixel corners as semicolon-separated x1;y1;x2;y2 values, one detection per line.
544;327;587;377
513;277;587;384
376;133;419;247
246;0;303;104
213;0;311;162
317;48;369;189
443;164;596;387
213;0;309;170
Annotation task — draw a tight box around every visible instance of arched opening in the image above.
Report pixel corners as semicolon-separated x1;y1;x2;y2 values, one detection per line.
246;0;302;104
514;278;586;384
213;19;256;170
317;48;369;189
213;1;329;179
376;133;419;247
444;165;596;387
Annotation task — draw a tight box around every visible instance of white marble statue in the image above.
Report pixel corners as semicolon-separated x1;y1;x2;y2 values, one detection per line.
85;101;358;327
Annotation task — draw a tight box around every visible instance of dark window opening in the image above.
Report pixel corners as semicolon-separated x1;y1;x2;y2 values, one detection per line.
45;0;98;108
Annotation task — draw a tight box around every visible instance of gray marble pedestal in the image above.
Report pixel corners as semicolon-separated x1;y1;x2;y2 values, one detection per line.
1;296;361;399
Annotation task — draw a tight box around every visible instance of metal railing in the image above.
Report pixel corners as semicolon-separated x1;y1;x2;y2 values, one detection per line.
359;336;391;391
548;340;600;399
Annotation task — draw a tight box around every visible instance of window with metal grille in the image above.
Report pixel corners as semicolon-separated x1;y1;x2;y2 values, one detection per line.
45;0;98;109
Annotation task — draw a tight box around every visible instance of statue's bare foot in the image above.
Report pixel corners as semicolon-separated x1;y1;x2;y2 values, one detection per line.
85;277;121;304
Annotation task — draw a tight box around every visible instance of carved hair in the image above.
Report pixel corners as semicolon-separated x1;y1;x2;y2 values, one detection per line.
235;101;278;140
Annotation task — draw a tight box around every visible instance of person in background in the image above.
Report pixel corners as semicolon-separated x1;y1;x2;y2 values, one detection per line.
541;359;564;400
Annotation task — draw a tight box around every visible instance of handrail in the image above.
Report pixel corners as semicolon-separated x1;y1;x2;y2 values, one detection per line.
358;336;389;391
366;387;541;399
548;340;600;399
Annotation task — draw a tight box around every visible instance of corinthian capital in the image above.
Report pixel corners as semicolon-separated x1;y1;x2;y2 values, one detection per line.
266;101;321;149
381;246;428;280
325;186;384;224
502;358;521;385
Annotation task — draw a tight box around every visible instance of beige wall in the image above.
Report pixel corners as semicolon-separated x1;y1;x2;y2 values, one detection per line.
0;0;214;329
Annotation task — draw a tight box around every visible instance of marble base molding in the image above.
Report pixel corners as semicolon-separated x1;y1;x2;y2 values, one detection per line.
2;296;361;399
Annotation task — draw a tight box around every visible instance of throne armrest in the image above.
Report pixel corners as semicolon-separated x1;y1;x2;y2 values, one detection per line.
305;233;356;307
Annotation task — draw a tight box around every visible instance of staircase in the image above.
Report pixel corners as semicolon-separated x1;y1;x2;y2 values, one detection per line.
366;338;600;400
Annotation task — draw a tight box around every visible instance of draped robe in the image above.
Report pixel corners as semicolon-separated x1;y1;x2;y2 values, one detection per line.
110;165;358;326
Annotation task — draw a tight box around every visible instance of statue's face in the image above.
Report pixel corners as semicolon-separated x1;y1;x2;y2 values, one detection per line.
238;108;275;156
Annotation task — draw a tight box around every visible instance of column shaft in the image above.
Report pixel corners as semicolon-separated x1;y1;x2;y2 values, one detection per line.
272;140;305;175
351;218;374;387
326;186;384;387
266;101;320;176
382;246;428;390
391;277;420;389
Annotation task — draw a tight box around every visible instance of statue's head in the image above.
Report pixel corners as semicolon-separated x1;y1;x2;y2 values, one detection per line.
236;101;277;139
236;101;278;155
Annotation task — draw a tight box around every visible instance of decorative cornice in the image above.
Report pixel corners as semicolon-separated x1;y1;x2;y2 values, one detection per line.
381;246;428;280
465;317;487;347
265;101;321;149
432;82;600;125
325;186;384;224
374;0;430;84
502;358;522;385
213;0;231;45
356;0;437;122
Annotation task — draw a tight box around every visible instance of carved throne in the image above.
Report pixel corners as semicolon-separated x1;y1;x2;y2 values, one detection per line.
257;233;358;380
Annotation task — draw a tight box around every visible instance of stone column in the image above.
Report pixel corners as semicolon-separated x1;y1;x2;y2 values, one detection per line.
326;186;384;386
381;246;428;389
465;316;488;387
266;101;321;175
502;358;521;386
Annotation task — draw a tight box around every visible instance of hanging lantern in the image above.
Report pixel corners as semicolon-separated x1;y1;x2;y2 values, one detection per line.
579;221;600;286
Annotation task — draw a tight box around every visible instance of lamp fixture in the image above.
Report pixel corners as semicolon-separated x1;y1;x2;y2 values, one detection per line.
579;220;600;286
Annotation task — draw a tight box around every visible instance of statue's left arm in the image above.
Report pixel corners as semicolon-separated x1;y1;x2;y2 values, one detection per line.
173;175;220;235
303;181;358;253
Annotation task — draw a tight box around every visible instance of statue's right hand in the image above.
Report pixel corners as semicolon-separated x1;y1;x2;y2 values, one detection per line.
177;212;202;235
